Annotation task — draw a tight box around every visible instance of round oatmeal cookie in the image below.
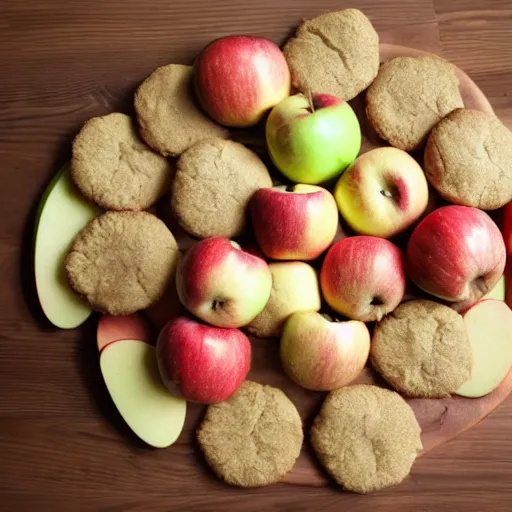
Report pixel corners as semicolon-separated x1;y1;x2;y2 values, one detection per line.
366;56;464;151
424;108;512;210
311;384;422;493
66;211;179;315
134;64;229;157
197;380;303;487
171;138;272;239
284;9;379;101
370;300;473;398
71;112;172;210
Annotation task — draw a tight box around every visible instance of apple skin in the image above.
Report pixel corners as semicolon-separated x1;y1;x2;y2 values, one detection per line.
334;147;429;238
406;205;506;306
502;201;512;255
176;237;272;328
157;317;251;404
280;311;370;391
250;184;338;260
266;93;361;184
320;236;406;322
193;36;290;127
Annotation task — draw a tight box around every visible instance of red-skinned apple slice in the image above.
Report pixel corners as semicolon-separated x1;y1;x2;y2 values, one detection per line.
457;299;512;398
34;164;99;328
97;314;153;352
100;339;186;448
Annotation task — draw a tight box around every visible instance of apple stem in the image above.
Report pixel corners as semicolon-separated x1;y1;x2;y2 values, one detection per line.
307;90;315;113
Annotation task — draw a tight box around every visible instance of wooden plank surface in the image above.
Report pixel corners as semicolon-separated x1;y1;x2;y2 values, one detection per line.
0;0;511;510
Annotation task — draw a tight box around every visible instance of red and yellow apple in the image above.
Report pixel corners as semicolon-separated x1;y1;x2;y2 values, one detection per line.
334;147;429;238
193;35;290;127
456;299;512;398
176;237;272;328
406;205;506;306
320;236;406;322
250;184;338;260
280;311;370;391
266;93;361;184
157;317;251;404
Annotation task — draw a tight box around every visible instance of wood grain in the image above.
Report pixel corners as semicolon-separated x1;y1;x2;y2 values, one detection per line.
0;1;511;511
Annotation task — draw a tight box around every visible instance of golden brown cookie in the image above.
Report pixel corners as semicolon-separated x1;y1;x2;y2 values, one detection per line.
370;300;473;398
134;64;228;157
366;56;464;151
171;138;272;239
66;211;179;315
71;113;172;210
284;9;379;101
424;108;512;210
197;381;303;487
311;384;422;493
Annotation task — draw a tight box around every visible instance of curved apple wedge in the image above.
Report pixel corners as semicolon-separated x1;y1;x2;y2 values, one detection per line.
100;339;186;448
456;299;512;398
34;164;99;328
97;314;154;352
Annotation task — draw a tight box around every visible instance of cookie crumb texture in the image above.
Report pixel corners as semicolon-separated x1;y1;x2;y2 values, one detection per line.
424;108;512;210
66;211;179;315
370;300;473;398
311;385;422;493
172;139;272;239
366;56;464;151
134;64;228;157
197;381;303;487
71;113;172;211
284;9;379;101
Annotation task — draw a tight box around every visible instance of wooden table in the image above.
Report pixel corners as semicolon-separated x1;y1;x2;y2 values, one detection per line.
1;1;511;510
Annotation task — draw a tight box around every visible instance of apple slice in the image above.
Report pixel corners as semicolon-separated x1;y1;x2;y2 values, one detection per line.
34;164;99;328
485;275;505;301
100;339;186;448
97;314;154;352
457;299;512;398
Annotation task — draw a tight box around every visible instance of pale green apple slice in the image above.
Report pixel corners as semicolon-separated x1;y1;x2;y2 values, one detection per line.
485;275;505;301
34;164;99;328
100;339;186;448
457;299;512;398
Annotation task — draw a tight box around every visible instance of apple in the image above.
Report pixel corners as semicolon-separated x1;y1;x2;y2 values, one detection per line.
193;35;290;127
266;93;361;184
485;275;505;301
333;147;429;238
406;205;506;306
456;299;512;398
157;317;251;404
247;262;321;338
320;236;406;322
176;237;272;328
502;201;512;255
250;184;338;260
280;311;370;391
97;313;153;352
34;163;99;329
100;339;186;448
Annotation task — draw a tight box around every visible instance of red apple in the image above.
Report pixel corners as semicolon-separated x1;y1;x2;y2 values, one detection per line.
406;205;506;306
320;236;406;322
176;237;272;328
156;317;251;404
250;184;338;260
194;36;290;127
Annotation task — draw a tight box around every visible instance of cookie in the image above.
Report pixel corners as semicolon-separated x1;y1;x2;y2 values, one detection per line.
172;138;272;239
366;56;464;151
134;64;229;157
66;211;179;315
284;9;379;101
370;300;473;398
311;384;422;493
197;380;303;487
424;108;512;210
71;113;172;211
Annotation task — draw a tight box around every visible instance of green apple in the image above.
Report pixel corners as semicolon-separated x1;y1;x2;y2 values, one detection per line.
100;339;186;447
266;93;361;184
34;164;99;329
